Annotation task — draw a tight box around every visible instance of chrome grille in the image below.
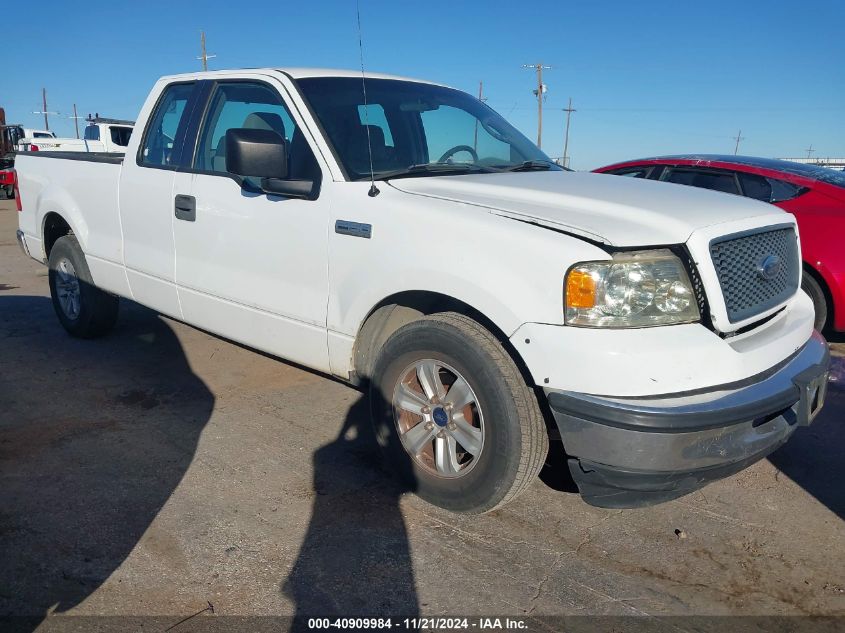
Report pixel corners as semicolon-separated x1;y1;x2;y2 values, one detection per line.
710;226;799;323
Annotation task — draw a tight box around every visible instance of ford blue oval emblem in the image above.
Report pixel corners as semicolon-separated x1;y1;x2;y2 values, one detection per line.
757;254;782;281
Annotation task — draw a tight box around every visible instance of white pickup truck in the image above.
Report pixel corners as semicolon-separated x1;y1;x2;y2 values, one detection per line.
15;68;830;513
21;118;133;153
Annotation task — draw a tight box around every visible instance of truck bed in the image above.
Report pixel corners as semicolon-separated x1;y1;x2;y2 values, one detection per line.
15;152;124;274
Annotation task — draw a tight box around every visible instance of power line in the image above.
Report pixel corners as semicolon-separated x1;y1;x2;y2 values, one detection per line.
522;63;551;148
485;103;845;114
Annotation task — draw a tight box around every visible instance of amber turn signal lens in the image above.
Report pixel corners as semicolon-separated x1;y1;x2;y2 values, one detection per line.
566;269;596;309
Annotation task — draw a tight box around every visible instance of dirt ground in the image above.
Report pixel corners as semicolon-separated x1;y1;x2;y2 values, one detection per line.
0;199;843;631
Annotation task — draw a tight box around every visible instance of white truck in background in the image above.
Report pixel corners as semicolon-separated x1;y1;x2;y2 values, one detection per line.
21;118;133;153
22;128;56;141
13;68;830;514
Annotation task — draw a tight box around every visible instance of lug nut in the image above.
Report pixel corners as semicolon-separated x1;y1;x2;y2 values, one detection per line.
421;405;431;415
425;422;434;431
447;422;456;431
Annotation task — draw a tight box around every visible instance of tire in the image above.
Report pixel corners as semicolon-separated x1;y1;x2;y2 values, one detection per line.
48;235;119;338
369;312;549;514
802;272;828;332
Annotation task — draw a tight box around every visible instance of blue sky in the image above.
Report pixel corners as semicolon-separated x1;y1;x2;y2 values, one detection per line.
7;0;844;169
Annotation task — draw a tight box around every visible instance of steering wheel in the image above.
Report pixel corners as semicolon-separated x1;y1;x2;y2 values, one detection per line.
438;145;479;164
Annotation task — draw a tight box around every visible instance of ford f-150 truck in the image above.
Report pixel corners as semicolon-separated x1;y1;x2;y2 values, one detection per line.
14;68;831;513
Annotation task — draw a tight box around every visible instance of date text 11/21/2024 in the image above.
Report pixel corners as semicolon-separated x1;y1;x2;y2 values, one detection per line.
306;617;528;630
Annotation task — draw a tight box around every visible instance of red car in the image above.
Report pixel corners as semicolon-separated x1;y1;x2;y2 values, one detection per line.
0;167;14;200
595;155;845;332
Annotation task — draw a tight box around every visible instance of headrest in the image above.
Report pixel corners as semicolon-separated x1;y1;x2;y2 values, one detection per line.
242;112;286;138
360;124;385;148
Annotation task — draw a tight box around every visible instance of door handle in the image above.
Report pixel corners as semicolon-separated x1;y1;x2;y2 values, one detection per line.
174;194;196;222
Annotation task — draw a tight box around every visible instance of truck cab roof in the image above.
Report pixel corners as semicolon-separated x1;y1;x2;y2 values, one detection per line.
158;67;443;86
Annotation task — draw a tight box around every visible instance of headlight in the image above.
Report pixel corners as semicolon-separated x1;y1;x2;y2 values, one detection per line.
565;249;700;327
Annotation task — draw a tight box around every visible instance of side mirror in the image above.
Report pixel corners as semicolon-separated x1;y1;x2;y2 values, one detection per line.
260;177;319;200
225;128;288;179
225;128;318;200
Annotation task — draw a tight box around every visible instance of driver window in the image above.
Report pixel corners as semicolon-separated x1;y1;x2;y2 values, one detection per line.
420;105;510;164
194;81;319;181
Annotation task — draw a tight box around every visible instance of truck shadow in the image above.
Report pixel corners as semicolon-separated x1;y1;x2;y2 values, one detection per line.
282;393;419;629
0;294;214;632
767;354;845;520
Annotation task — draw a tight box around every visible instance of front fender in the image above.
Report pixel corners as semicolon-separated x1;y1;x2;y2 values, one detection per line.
326;183;609;375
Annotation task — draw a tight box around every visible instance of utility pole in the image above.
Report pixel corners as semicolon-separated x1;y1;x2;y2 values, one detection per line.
805;144;815;159
523;63;551;148
71;104;83;138
561;97;576;168
198;30;216;71
732;129;745;155
31;88;59;131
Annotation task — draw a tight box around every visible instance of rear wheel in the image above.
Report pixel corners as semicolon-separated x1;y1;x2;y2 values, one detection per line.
369;312;548;514
802;272;828;332
48;235;119;338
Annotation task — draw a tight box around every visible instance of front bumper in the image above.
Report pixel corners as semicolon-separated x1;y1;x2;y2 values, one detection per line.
547;331;831;508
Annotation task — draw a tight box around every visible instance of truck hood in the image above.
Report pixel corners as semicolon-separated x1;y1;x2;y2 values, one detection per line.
389;171;785;246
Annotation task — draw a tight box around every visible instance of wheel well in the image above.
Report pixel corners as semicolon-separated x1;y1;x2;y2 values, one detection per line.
43;212;72;259
352;291;559;456
803;263;834;323
352;291;533;388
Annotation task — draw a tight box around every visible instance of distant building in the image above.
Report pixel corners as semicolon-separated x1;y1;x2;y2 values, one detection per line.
777;157;845;170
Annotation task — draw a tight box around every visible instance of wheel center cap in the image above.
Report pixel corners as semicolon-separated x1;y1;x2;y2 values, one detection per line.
432;407;449;427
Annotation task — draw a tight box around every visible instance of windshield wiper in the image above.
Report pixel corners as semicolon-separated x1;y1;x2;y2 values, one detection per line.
376;163;499;180
501;160;557;172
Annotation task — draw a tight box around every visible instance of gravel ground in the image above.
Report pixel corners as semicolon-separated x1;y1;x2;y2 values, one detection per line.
0;199;842;632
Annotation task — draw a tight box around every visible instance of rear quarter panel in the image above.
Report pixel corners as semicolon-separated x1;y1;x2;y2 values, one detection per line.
779;187;845;330
16;154;123;273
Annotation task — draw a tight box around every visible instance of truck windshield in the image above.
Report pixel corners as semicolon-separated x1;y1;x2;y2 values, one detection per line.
296;77;559;181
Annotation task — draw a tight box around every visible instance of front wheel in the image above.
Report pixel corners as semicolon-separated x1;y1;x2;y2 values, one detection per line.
369;312;549;514
48;235;119;338
802;272;828;332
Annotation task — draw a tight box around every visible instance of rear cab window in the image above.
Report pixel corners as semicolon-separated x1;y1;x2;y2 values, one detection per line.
110;126;133;147
139;82;197;168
